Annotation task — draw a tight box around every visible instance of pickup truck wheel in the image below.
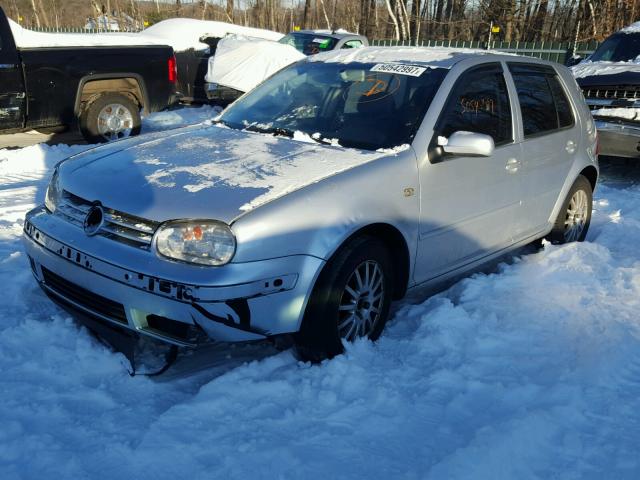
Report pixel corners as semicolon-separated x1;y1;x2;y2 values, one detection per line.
295;236;393;363
80;93;141;143
547;174;593;244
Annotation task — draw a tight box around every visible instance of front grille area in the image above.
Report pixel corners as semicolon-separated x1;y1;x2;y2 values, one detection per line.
55;191;158;249
41;267;128;324
581;86;640;110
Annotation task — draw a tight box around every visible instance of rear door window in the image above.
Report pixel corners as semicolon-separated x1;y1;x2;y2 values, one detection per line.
435;64;512;146
508;64;575;137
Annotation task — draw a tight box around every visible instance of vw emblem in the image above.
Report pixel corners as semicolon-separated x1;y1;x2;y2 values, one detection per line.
83;204;104;236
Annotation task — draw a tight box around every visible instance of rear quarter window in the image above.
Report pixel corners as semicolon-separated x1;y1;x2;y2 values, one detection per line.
508;63;575;137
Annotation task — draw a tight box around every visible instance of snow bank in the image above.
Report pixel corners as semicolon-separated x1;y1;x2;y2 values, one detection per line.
140;18;283;52
205;35;304;92
1;106;640;478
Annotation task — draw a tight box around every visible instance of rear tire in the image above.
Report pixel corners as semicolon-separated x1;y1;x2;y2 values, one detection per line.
295;236;394;362
547;174;593;244
79;92;141;143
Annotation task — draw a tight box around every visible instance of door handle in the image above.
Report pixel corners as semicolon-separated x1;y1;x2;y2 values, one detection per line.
505;158;520;173
566;140;577;154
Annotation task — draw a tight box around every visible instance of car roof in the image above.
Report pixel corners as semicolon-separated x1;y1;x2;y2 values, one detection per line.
292;29;363;40
309;46;560;70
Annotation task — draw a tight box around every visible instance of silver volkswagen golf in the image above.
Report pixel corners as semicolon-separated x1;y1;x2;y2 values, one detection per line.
24;48;598;361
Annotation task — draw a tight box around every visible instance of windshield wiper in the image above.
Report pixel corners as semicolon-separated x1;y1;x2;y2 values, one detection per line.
245;124;295;139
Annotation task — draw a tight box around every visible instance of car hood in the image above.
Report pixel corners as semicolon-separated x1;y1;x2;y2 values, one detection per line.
572;61;640;85
58;124;388;224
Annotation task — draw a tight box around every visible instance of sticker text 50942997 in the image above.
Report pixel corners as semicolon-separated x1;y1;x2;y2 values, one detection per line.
370;63;427;77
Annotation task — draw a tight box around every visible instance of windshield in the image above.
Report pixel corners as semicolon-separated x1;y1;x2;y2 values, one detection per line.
219;61;447;151
279;33;338;55
590;33;640;62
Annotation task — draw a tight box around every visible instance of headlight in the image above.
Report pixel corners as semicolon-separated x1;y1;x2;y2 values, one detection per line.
44;169;62;213
155;220;236;266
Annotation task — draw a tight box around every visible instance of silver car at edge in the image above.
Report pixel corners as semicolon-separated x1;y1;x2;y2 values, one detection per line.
23;47;598;361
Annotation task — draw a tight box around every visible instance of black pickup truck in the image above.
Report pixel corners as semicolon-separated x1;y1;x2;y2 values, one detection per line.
0;7;178;142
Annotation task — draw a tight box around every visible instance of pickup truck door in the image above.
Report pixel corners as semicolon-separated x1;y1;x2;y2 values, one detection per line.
0;10;25;130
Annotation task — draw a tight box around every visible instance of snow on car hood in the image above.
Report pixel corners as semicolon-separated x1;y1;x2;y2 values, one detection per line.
57;124;387;224
571;60;640;79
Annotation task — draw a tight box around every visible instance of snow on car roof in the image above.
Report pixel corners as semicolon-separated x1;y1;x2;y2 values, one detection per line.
620;21;640;33
309;46;498;69
294;29;360;39
8;18;160;48
141;18;283;51
8;17;282;52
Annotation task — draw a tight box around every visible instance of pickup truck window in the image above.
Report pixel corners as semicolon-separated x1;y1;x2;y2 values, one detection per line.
436;64;512;146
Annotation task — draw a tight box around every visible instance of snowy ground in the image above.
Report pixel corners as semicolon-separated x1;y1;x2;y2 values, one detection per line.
1;107;640;479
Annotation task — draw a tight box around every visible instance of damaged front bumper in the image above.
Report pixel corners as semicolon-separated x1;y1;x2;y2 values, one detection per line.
23;206;324;347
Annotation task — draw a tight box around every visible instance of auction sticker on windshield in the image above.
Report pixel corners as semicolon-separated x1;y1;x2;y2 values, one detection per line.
370;63;427;77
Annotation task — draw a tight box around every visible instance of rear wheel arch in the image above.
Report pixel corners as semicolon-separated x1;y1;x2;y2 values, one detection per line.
75;74;149;115
579;165;598;192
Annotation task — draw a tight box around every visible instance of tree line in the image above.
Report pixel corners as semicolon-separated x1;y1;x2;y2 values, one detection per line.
1;0;637;42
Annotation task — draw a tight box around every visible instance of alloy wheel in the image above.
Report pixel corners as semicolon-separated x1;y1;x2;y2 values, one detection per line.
337;260;385;341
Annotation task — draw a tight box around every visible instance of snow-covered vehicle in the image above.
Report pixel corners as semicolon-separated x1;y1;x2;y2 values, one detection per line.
205;35;305;105
140;18;283;103
24;47;598;361
204;29;367;106
0;7;179;143
572;23;640;158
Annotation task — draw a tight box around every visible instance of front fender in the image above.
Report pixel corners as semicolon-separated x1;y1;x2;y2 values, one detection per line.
231;148;420;266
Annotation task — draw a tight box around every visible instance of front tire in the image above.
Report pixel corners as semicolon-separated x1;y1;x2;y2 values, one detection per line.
295;236;394;362
79;92;141;143
547;174;593;244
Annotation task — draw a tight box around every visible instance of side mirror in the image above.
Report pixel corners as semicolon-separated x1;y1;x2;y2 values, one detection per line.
565;54;583;67
438;131;495;157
